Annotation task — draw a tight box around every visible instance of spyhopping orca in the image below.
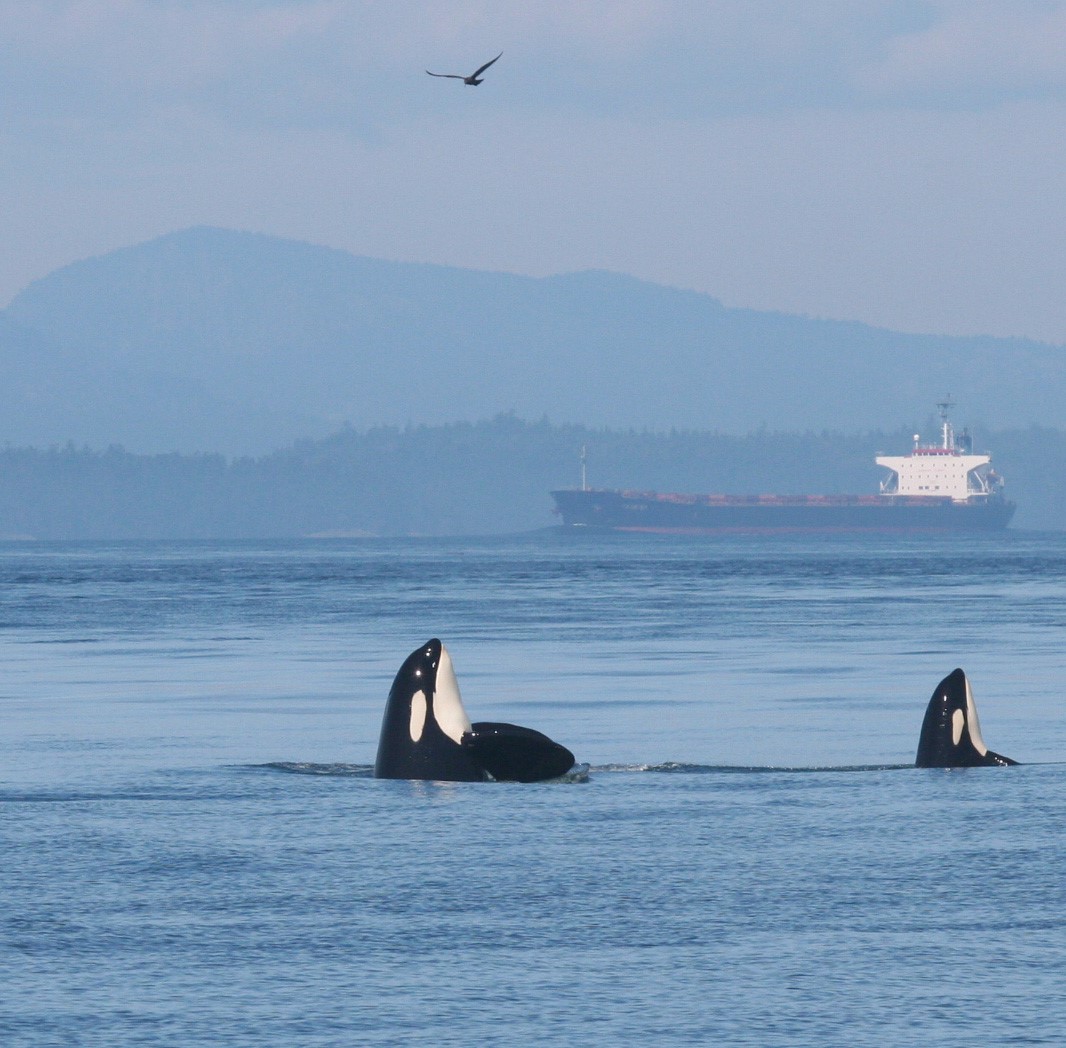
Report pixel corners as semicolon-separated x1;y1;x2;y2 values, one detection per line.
374;639;576;782
915;668;1018;767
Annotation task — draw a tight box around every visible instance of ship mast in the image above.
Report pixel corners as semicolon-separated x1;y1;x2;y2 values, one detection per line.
937;397;955;451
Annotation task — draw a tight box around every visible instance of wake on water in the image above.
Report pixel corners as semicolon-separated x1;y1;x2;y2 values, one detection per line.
256;759;1066;778
258;761;594;782
255;760;950;780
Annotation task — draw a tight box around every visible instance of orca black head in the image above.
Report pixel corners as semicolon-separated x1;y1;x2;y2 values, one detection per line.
915;668;1018;768
374;638;486;781
374;639;577;783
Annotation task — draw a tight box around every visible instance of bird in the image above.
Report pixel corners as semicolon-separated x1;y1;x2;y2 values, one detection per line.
426;52;502;85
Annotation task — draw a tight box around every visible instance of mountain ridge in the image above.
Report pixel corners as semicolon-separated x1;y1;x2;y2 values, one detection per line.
3;226;1064;455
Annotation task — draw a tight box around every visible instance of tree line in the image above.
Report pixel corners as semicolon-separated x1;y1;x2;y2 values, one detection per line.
0;415;1059;538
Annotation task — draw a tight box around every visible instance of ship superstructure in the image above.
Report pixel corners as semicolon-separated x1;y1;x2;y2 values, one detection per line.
876;400;1004;502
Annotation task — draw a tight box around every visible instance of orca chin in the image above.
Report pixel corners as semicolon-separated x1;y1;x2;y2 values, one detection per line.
373;639;577;783
915;668;1018;768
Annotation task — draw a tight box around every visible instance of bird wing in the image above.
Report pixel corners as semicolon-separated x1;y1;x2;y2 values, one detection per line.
471;52;502;78
426;71;465;79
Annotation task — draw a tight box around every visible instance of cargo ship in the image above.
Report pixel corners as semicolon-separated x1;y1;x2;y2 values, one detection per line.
551;402;1015;533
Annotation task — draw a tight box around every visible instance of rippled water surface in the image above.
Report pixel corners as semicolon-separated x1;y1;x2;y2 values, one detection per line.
2;532;1065;1045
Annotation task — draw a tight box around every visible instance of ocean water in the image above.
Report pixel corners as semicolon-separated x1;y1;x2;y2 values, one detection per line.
2;531;1065;1046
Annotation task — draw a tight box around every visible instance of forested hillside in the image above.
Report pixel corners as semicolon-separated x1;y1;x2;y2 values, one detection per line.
0;416;1059;539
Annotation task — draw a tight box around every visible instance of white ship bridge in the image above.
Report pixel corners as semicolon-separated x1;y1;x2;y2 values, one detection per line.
877;401;1003;502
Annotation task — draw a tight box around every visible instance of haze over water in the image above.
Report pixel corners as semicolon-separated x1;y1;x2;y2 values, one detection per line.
2;532;1064;1045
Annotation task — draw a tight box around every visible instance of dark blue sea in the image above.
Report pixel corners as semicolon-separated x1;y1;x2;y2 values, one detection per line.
2;531;1065;1046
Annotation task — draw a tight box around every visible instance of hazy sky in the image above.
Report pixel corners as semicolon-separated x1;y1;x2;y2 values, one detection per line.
4;1;1066;343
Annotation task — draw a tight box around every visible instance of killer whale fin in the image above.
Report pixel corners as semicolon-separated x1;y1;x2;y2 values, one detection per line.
463;722;576;783
915;668;1018;768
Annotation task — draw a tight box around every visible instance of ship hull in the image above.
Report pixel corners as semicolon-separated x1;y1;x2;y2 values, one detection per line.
551;489;1016;533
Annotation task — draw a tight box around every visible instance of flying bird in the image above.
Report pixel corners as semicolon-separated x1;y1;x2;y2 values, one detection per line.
426;52;502;86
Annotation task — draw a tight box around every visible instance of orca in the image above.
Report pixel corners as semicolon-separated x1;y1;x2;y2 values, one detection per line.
374;639;577;782
915;668;1018;768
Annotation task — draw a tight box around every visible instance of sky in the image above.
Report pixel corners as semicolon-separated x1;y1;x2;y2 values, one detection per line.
3;1;1066;344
